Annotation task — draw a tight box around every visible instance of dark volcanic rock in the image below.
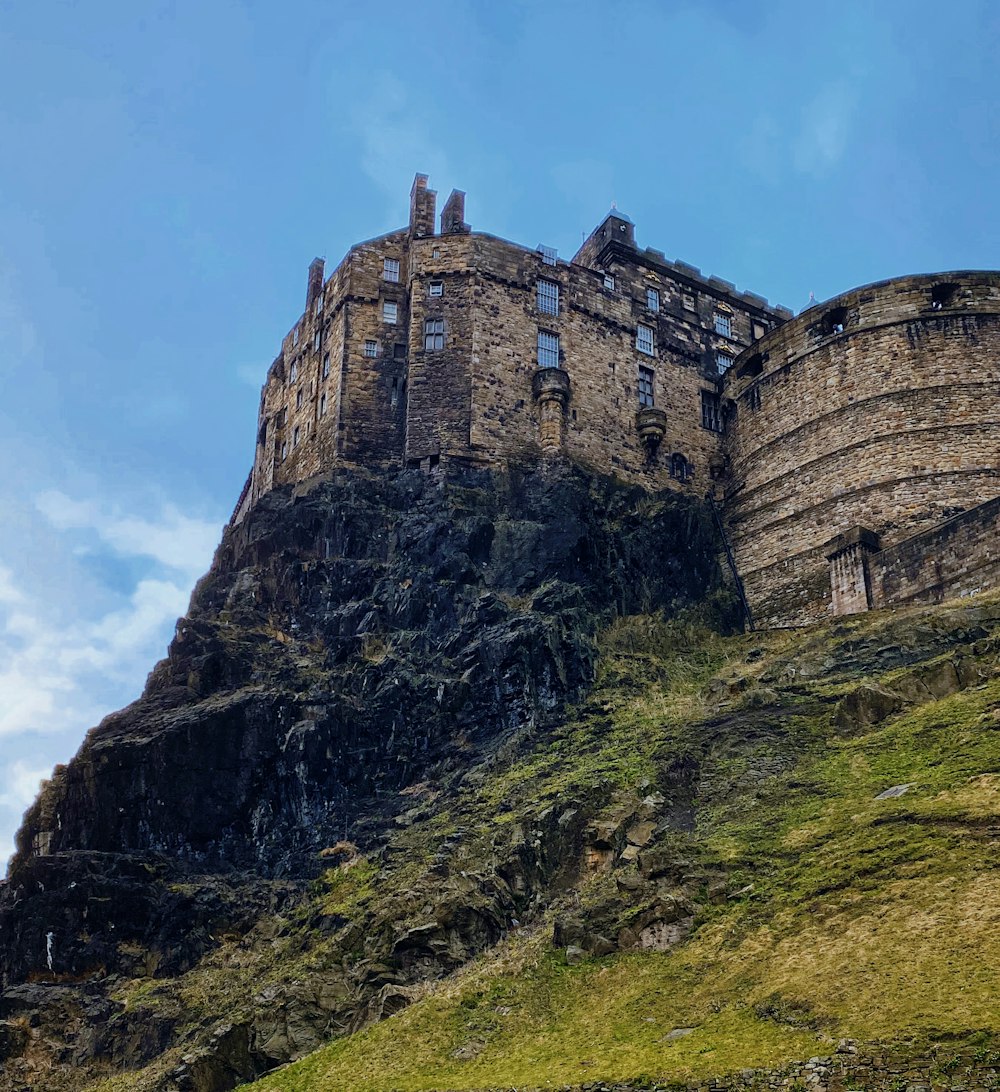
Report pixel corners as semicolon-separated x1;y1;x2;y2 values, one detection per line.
0;461;728;1086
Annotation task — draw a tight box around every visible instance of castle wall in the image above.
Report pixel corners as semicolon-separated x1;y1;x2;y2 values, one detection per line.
871;494;1000;608
724;273;1000;627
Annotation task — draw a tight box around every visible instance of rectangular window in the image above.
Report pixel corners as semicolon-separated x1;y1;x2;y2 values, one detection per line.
683;292;696;311
537;330;560;368
319;392;327;417
537;278;559;315
716;352;733;375
393;342;407;359
322;352;330;378
293;425;301;447
296;389;303;409
539;244;557;266
429;280;443;297
752;320;767;340
701;390;724;432
289;360;298;382
364;339;378;358
603;273;615;291
292;326;300;346
313;328;321;351
636;323;655;356
423;318;444;352
383;301;397;324
638;365;655;407
315;293;324;316
383;258;400;282
280;440;287;460
646;287;660;312
714;311;732;338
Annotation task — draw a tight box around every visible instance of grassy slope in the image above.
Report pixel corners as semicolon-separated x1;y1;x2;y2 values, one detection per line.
236;594;1000;1091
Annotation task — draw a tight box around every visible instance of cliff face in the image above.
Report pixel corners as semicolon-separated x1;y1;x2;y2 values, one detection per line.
0;463;727;1090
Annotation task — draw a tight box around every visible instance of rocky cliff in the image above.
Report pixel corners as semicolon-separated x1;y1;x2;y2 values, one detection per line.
0;463;728;1091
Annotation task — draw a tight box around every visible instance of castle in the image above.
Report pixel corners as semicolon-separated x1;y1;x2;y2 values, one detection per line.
232;174;1000;627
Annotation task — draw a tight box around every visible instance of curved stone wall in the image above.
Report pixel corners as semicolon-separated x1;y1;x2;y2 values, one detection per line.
724;272;1000;626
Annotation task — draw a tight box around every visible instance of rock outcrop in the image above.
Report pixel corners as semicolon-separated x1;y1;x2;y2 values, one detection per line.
0;462;728;1090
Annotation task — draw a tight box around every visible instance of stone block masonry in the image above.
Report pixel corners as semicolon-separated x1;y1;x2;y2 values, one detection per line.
236;174;1000;627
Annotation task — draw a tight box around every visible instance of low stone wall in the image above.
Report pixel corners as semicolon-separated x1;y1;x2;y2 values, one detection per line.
873;494;1000;609
552;1039;1000;1092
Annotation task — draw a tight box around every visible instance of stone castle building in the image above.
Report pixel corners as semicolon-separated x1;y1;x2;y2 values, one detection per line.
232;175;1000;628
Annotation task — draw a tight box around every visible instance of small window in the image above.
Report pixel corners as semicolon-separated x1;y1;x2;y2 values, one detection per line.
314;293;324;316
537;330;560;368
822;306;848;335
638;365;655;407
683;292;696;312
390;377;399;408
603;272;615;291
383;258;400;283
313;328;321;351
636;324;655;356
716;352;733;376
752;320;767;340
429;281;443;297
701;390;723;432
537;279;559;315
423;318;444;352
292;326;300;346
319;392;327;417
670;453;691;482
539;245;557;266
296;389;303;409
931;283;957;310
714;312;732;338
393;342;407;360
364;339;378;358
383;301;398;324
280;440;288;461
432;247;440;259
322;352;330;378
289;361;298;382
293;425;301;447
646;287;660;312
746;386;762;411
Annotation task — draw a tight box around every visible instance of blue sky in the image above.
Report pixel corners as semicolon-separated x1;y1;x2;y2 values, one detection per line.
1;0;998;864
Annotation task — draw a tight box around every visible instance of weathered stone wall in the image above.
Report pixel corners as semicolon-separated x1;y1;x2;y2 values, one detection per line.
871;493;1000;609
244;176;787;510
724;273;1000;627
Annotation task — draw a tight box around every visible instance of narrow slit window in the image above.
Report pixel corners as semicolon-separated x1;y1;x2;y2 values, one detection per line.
537;330;560;368
638;365;655;407
701;390;724;432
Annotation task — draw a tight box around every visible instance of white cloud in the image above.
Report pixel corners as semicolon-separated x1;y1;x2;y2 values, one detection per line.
34;490;220;580
794;82;858;176
0;760;51;813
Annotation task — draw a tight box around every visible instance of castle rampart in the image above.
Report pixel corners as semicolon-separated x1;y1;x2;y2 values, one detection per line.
237;177;1000;627
723;272;1000;626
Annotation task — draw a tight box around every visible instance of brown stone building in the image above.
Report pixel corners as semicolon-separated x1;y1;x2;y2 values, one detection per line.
233;175;1000;628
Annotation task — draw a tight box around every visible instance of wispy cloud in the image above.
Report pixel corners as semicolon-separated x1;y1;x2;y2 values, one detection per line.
794;81;858;176
347;74;449;220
